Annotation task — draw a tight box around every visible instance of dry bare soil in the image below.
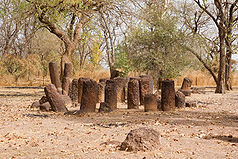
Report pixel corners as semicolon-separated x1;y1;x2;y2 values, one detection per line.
0;87;237;159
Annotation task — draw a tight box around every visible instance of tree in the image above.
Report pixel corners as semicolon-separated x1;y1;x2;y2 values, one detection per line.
192;0;238;93
25;0;112;78
121;1;191;83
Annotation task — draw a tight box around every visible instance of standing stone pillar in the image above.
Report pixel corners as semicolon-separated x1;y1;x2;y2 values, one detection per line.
44;84;68;112
127;79;140;109
180;77;193;96
78;77;89;103
105;79;117;110
62;63;72;95
97;79;108;103
175;91;185;108
69;79;78;102
140;75;153;93
114;77;128;103
181;77;193;90
49;62;62;94
80;79;98;113
144;94;158;112
139;78;151;105
161;80;175;111
98;83;104;103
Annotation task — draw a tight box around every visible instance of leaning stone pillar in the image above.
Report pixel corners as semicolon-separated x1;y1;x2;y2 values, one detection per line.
105;79;117;110
127;79;140;109
161;80;175;111
144;94;157;112
49;62;62;93
44;84;68;112
80;79;98;113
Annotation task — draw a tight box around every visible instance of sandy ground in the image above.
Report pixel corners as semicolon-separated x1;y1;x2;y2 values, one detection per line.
0;87;237;159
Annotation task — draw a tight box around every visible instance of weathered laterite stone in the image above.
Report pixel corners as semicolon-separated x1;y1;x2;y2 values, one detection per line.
120;127;161;152
99;102;112;113
62;77;71;95
144;94;158;112
40;102;51;112
49;62;62;93
39;96;48;104
98;82;105;103
161;80;175;111
105;79;117;110
69;79;79;102
140;75;153;93
78;77;89;103
180;77;193;96
181;77;193;91
175;91;185;108
44;84;68;112
127;79;140;109
114;77;128;103
62;63;72;95
110;69;121;79
139;77;151;105
63;63;73;78
80;79;98;113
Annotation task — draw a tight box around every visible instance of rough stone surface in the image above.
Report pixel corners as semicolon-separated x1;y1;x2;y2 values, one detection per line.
31;101;40;109
60;95;72;107
39;96;48;104
105;79;117;110
69;79;79;102
98;83;105;103
139;75;153;93
110;69;121;79
181;77;193;91
99;102;112;113
44;84;68;112
161;80;175;111
186;101;197;107
63;63;72;78
127;79;140;109
62;63;72;95
114;77;128;103
120;127;161;152
78;78;89;103
40;102;51;112
144;94;158;112
139;78;151;105
175;91;185;108
80;79;98;113
49;62;62;93
62;77;71;95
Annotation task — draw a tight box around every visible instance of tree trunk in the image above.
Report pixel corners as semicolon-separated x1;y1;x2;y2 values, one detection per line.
215;29;226;94
225;29;233;91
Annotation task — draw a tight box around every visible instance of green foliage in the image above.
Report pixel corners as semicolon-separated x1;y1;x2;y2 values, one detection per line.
114;48;132;77
122;8;190;80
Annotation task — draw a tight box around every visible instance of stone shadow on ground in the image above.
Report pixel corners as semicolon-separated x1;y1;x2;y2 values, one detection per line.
204;135;238;143
62;108;238;128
